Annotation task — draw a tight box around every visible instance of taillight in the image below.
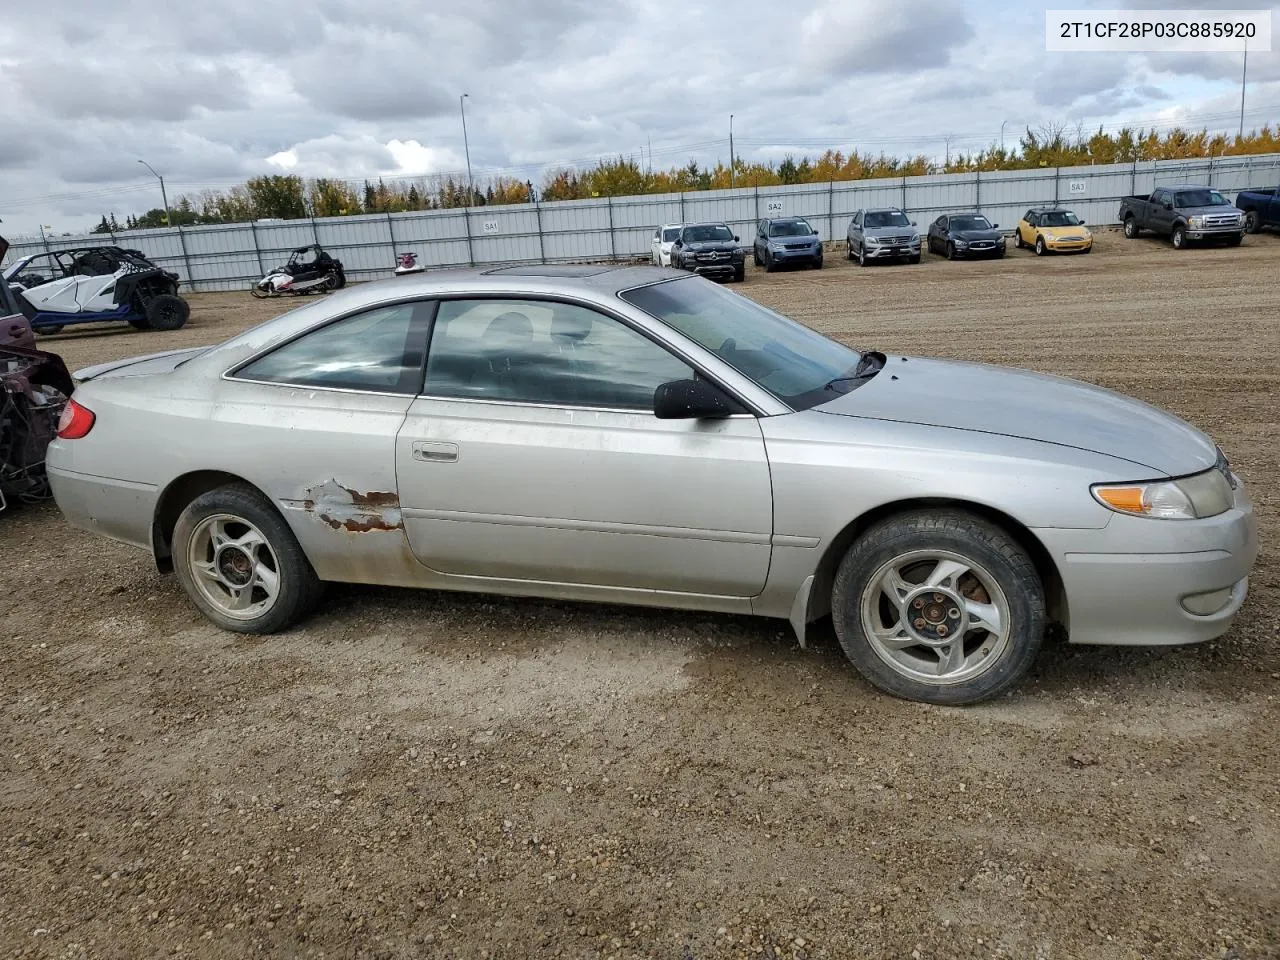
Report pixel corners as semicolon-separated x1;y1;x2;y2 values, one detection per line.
57;398;96;439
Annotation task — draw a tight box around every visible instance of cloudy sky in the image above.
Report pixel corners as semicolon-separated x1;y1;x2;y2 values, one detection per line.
0;0;1275;236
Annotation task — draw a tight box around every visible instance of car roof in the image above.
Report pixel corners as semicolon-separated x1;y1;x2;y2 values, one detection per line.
1027;206;1070;212
766;216;810;222
682;221;729;228
1163;184;1214;191
863;207;905;213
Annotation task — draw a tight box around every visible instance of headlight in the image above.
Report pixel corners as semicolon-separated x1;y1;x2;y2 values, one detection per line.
1092;467;1234;520
953;238;968;247
1189;216;1205;228
866;236;880;245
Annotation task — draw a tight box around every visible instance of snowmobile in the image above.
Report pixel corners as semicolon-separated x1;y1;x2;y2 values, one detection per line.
394;251;425;276
251;244;347;298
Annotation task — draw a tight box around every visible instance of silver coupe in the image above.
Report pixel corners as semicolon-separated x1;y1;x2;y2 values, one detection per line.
47;265;1258;704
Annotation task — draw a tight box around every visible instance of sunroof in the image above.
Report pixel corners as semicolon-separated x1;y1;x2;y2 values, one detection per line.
483;264;616;277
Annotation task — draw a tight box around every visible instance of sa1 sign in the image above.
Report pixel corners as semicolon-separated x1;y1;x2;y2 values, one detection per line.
1068;180;1088;195
482;220;500;234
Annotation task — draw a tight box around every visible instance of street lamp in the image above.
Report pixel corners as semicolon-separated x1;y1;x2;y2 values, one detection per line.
1000;120;1008;154
729;114;735;189
460;93;474;205
137;159;172;228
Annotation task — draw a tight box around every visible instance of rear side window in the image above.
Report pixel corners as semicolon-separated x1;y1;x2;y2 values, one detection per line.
234;302;430;393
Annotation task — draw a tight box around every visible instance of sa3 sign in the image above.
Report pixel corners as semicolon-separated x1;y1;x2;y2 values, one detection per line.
1068;181;1088;195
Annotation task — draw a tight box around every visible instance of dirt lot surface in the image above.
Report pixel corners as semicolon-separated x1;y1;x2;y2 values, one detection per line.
3;230;1278;959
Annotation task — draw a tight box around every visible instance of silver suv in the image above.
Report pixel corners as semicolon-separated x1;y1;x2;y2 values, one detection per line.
846;207;921;266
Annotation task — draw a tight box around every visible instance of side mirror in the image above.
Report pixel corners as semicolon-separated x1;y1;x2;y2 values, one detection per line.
672;239;682;248
653;379;735;420
1078;218;1086;225
1163;202;1173;210
992;223;999;229
813;229;820;235
911;220;918;226
733;235;740;242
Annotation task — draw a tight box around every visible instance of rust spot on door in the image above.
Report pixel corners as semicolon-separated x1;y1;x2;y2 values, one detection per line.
303;479;403;533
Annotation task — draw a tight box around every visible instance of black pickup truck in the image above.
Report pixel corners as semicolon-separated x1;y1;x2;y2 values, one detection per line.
1118;185;1245;249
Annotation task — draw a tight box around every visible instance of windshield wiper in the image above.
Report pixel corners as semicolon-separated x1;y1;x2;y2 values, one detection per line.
824;351;885;390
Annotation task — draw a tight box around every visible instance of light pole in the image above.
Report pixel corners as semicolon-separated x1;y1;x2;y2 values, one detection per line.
729;114;735;189
1000;120;1008;154
137;159;171;228
1239;39;1248;140
460;93;474;205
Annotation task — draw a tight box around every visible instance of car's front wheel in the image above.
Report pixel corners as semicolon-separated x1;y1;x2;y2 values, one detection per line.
146;293;190;331
1244;210;1259;234
1171;225;1186;249
173;484;323;634
830;510;1045;705
1034;236;1046;256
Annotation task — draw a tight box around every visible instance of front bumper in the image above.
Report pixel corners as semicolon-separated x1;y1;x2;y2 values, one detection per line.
47;464;157;551
767;246;823;262
865;243;920;259
952;242;1003;258
1036;483;1258;646
1044;237;1092;252
687;257;743;277
1185;226;1246;240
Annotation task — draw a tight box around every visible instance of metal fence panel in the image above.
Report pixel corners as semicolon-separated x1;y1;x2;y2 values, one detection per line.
6;152;1279;289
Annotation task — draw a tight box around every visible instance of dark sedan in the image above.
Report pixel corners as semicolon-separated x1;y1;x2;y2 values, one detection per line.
671;223;745;282
927;213;1006;260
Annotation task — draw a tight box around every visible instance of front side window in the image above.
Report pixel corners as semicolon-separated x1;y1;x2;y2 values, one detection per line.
621;276;861;410
235;302;427;393
662;227;681;242
423;299;693;409
950;215;992;231
768;220;813;237
864;211;911;229
682;224;734;243
1174;189;1227;208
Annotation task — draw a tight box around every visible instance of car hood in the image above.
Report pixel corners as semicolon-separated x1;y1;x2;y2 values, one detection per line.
1040;227;1091;239
951;228;1003;242
681;240;738;252
1179;205;1240;217
864;226;918;239
816;356;1218;477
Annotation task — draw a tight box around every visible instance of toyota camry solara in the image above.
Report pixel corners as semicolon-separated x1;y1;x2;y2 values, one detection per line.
47;265;1258;704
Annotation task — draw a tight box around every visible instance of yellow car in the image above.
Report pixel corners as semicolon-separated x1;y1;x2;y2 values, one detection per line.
1014;207;1093;255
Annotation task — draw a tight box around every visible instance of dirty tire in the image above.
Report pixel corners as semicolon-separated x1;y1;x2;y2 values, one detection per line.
1171;225;1186;249
1123;216;1139;239
830;509;1045;705
173;483;323;634
1244;210;1259;234
146;293;190;331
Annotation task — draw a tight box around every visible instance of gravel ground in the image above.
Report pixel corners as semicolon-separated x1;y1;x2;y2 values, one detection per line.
3;229;1278;960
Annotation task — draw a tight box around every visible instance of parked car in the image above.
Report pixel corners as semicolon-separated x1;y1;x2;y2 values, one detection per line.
1234;186;1280;234
846;208;921;266
753;217;823;271
927;213;1005;260
1119;186;1245;248
3;244;189;335
1013;208;1093;255
47;265;1257;705
650;223;683;267
670;223;745;282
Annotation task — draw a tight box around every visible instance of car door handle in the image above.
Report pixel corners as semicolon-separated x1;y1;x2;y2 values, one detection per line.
412;441;459;463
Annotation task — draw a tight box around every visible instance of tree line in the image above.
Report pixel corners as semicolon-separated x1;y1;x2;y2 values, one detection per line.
93;123;1280;232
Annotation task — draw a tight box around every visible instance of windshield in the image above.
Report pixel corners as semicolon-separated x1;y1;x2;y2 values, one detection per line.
1040;211;1080;227
950;215;992;231
865;211;911;228
661;228;681;242
1174;190;1228;208
682;224;734;243
768;220;813;237
621;277;863;409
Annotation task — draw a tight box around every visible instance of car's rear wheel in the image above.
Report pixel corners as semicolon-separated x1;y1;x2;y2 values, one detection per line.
1013;231;1023;249
830;509;1045;705
146;293;190;331
173;484;323;634
1123;216;1139;239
